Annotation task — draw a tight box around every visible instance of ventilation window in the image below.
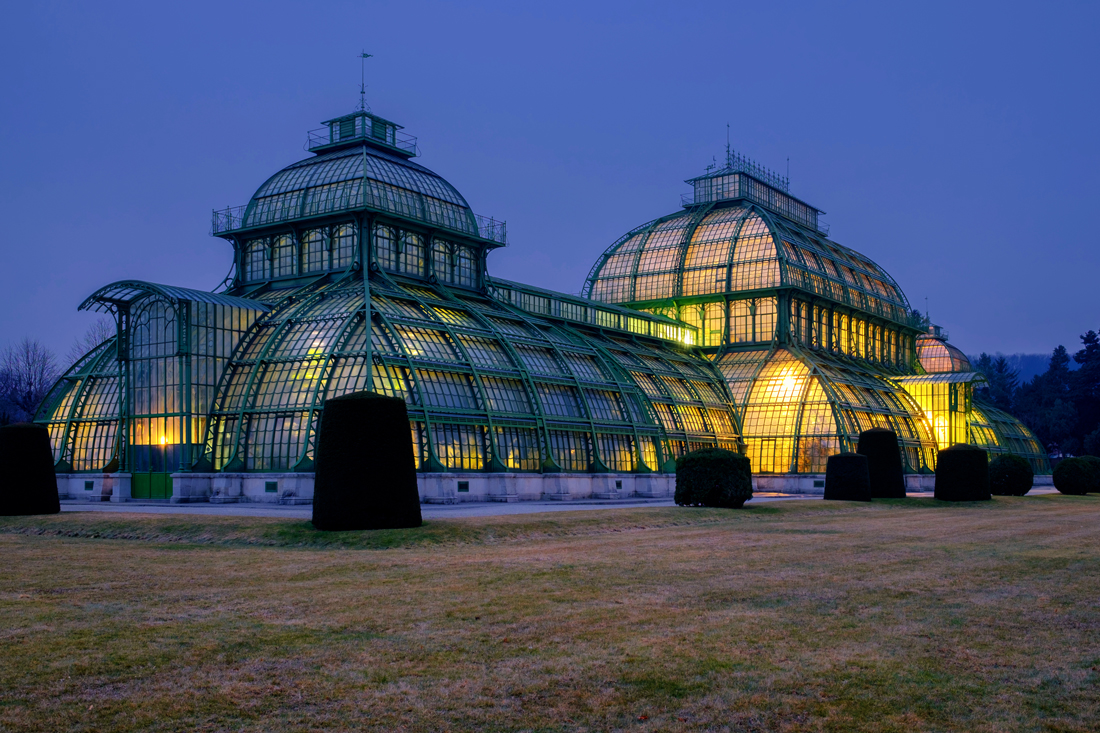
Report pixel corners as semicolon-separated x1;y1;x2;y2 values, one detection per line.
457;481;469;493
84;480;94;491
338;119;355;140
265;481;278;493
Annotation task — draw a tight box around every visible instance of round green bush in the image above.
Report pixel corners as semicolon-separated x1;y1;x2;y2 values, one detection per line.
1081;456;1100;491
856;428;905;498
1053;456;1100;495
934;444;991;502
674;448;752;508
823;452;871;502
988;454;1034;496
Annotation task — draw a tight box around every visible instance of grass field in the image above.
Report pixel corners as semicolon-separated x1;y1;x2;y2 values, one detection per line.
1;496;1098;732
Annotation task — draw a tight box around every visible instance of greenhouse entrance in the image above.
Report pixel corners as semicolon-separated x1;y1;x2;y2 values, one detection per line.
132;472;172;500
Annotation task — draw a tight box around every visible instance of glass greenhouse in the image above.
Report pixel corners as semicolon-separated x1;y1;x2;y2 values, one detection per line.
36;107;1048;503
583;152;1049;476
37;109;741;501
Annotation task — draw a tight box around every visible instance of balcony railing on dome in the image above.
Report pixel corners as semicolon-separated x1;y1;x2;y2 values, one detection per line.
474;214;507;245
212;203;507;245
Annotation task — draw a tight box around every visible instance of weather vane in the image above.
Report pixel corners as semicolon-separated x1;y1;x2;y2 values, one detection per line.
359;51;373;112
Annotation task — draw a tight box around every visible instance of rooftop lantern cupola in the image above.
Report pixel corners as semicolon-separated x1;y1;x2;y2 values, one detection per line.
307;110;419;158
683;145;826;235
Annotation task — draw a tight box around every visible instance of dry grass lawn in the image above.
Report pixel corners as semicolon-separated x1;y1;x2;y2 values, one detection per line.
0;496;1098;732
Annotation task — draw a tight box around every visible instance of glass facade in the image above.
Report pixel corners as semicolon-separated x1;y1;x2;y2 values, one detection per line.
36;106;1048;484
203;272;739;474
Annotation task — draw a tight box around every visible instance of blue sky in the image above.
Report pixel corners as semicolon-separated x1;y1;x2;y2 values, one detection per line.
1;0;1097;360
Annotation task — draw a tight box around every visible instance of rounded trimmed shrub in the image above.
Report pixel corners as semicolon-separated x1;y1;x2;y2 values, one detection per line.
988;454;1034;496
0;423;60;516
674;448;752;508
934;444;991;502
1082;456;1100;491
856;428;906;499
312;391;422;531
823;452;871;501
1053;456;1100;495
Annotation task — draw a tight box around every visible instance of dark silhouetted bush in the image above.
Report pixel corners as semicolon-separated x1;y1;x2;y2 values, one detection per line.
934;444;991;502
0;423;60;516
824;452;872;501
856;428;906;498
1053;456;1100;495
988;454;1034;496
675;448;752;508
312;391;422;531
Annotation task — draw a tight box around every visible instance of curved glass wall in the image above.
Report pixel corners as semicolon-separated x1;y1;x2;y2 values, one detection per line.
202;272;741;474
968;401;1051;474
717;347;937;473
35;338;120;472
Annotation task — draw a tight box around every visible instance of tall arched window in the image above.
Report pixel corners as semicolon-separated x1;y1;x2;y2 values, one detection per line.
431;240;453;283
272;234;297;278
302;229;327;273
456;246;477;287
400;232;424;276
244;239;269;282
332;224;357;269
374;225;397;270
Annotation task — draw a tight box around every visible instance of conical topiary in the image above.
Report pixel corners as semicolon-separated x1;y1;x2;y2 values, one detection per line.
934;444;991;502
856;428;906;498
311;391;422;531
0;423;60;516
823;452;872;501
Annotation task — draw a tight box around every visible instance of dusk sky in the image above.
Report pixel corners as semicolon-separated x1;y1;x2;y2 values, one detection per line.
2;0;1097;362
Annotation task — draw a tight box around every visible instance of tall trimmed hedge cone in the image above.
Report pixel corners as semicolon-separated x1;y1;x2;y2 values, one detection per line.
824;452;872;501
0;423;60;516
934;444;991;502
674;448;752;508
312;391;422;531
856;428;906;498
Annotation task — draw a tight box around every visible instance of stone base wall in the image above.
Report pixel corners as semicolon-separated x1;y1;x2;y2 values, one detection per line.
54;472;1055;503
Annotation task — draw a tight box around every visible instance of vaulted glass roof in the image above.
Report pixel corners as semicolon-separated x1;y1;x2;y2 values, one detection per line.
584;204;912;326
241;143;478;235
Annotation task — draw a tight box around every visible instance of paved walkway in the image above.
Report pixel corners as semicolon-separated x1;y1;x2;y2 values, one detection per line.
60;492;814;519
58;487;1059;520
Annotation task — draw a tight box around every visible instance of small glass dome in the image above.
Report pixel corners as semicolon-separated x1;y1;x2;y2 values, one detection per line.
916;335;971;373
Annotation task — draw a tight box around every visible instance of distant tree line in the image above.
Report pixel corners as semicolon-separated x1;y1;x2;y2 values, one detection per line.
973;330;1100;458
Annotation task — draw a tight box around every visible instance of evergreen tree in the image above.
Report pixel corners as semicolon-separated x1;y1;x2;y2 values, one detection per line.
1073;330;1100;444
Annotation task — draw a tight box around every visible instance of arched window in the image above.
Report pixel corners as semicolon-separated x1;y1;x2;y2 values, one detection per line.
244;239;269;282
302;229;327;273
456;246;477;287
400;232;424;276
431;240;453;283
374;225;397;270
272;234;297;278
332;224;357;269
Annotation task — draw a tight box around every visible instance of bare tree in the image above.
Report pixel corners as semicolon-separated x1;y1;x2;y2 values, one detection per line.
0;338;60;425
65;317;115;368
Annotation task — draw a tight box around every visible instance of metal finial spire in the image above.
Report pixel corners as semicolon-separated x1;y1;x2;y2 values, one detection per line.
725;123;731;166
359;51;373;112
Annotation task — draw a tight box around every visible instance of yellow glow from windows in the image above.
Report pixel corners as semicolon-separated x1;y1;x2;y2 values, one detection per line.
159;435;167;446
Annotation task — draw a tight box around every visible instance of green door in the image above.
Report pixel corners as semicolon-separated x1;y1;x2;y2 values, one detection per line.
132;472;172;500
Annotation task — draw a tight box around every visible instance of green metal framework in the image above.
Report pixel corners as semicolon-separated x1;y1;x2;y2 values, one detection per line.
201;270;739;475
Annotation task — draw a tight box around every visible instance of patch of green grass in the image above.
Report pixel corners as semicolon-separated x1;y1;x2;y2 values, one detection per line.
0;496;1098;731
